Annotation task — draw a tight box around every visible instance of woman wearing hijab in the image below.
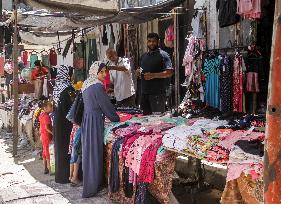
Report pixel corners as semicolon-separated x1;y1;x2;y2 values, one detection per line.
81;61;120;198
53;65;75;184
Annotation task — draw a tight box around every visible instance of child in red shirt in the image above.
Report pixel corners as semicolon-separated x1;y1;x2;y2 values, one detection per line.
39;101;53;174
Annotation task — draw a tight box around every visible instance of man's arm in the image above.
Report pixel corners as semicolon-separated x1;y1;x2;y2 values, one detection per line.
108;65;128;72
144;69;173;80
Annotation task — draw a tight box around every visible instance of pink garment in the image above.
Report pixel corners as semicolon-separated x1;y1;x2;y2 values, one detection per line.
68;124;79;154
227;163;251;181
182;35;196;76
122;134;141;159
115;124;141;137
218;130;264;150
246;72;260;92
103;70;110;92
125;134;162;175
138;138;162;183
138;122;175;134
164;25;174;48
237;0;261;19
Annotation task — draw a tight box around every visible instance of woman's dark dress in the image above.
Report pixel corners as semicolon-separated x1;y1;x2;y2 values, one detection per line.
54;86;75;184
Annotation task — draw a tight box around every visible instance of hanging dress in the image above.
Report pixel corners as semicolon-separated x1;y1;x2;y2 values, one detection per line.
232;55;245;112
220;56;233;112
203;56;221;109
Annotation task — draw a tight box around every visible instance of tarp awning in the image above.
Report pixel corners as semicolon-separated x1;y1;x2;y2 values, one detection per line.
22;0;119;16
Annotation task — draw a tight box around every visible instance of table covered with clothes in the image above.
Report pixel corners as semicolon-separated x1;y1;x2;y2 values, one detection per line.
162;101;265;204
104;114;185;204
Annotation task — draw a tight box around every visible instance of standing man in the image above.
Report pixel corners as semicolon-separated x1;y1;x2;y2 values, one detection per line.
138;33;173;115
106;48;136;107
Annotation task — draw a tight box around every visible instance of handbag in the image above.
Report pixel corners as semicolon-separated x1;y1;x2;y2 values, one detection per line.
73;92;84;125
66;92;84;125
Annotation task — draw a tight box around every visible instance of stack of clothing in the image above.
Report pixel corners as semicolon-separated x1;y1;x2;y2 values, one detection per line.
163;118;228;152
104;115;186;203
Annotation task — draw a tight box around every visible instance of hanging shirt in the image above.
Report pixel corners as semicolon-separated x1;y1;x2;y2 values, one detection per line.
30;54;38;69
49;49;57;66
108;57;135;102
216;0;240;28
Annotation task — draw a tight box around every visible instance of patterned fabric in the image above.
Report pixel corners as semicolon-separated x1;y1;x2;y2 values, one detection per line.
203;57;221;108
233;55;245;112
138;138;162;183
68;124;79;154
81;61;104;92
53;65;72;106
220;56;233;112
105;143;176;204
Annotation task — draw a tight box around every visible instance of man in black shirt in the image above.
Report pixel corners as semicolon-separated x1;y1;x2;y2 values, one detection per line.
137;33;173;115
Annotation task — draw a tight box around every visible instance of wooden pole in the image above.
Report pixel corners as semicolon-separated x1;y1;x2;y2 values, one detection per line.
12;0;19;157
264;1;281;203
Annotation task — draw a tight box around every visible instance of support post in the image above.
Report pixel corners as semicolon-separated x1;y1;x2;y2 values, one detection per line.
174;9;180;108
264;1;281;203
12;0;19;157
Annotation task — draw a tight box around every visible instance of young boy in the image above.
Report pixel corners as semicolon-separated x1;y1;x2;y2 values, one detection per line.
39;101;53;174
69;124;82;186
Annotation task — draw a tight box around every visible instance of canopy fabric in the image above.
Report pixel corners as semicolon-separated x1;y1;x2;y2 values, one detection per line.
22;0;118;16
19;31;72;45
19;0;184;32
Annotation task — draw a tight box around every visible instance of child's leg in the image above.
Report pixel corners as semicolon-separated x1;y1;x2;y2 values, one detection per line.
69;164;74;181
71;163;80;183
47;160;51;171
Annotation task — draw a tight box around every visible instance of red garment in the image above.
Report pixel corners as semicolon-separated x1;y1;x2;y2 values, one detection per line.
31;67;48;80
103;70;110;92
39;112;52;160
122;135;141;159
0;57;4;76
22;51;28;65
138;138;162;183
117;112;133;122
49;49;57;66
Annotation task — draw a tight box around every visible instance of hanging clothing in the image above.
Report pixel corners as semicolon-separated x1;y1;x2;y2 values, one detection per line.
203;56;221;108
81;63;120;198
233;55;245;112
41;54;50;67
216;0;240;28
22;51;28;66
164;25;174;48
49;49;58;66
220;55;233;112
191;11;204;38
237;0;262;19
30;54;38;69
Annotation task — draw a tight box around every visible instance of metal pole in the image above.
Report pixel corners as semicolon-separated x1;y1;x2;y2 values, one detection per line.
174;9;180;108
12;0;19;157
264;1;281;203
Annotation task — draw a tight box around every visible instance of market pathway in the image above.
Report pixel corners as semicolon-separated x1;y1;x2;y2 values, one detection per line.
0;130;114;204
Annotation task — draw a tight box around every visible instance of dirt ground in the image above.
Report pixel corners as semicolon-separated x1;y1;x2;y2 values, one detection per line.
0;129;222;204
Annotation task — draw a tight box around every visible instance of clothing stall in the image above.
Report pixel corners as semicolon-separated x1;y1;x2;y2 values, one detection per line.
172;0;274;203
